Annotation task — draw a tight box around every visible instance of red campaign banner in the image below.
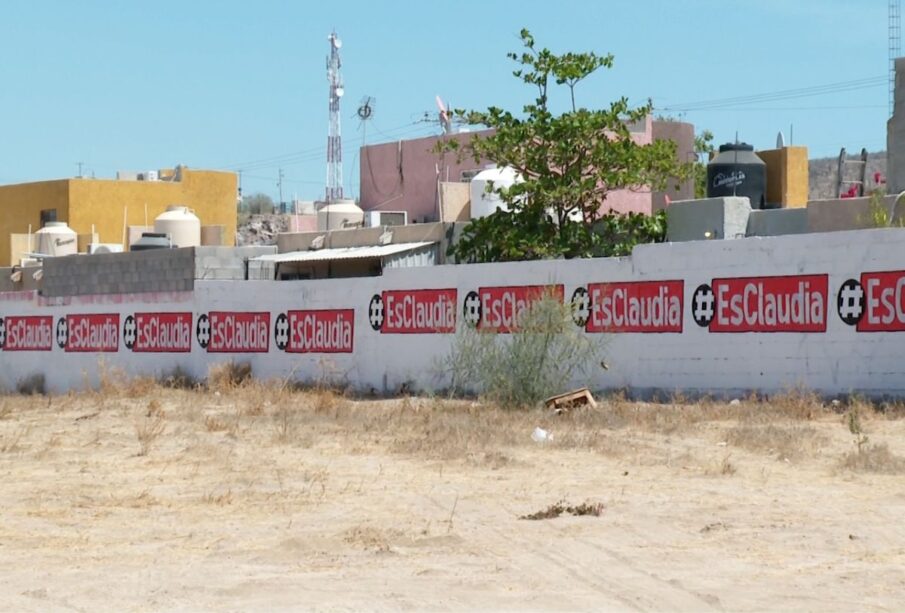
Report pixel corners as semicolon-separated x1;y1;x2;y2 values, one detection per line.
134;313;192;353
66;314;120;352
382;289;456;333
3;316;53;351
586;280;684;333
710;274;828;333
287;309;354;353
478;284;565;333
209;312;270;353
858;270;905;331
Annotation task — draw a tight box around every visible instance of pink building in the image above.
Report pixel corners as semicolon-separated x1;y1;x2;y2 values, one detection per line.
358;117;694;223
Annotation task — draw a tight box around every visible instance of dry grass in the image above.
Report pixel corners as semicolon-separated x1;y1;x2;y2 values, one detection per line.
838;444;905;474
208;361;252;392
134;413;166;456
725;424;825;461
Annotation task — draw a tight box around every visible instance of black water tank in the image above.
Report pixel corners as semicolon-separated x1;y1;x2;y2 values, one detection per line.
131;232;172;251
706;142;767;209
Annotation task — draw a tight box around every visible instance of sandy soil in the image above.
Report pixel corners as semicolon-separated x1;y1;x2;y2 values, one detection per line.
1;387;904;612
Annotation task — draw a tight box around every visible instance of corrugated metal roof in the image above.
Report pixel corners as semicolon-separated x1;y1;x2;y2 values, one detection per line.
250;241;437;264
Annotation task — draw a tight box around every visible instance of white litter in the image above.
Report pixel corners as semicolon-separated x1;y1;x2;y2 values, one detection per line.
531;427;553;443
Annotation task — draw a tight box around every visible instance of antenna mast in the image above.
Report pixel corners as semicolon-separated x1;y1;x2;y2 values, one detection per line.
891;0;901;116
326;30;345;202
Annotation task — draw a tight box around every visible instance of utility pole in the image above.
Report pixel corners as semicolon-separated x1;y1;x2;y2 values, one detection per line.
277;168;285;213
891;0;901;117
326;30;345;202
76;161;84;178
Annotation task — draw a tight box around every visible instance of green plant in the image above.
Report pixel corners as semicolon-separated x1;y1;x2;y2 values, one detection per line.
440;292;603;407
846;404;869;453
865;188;905;228
441;29;688;263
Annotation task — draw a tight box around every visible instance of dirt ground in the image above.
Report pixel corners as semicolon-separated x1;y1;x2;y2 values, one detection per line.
1;382;904;612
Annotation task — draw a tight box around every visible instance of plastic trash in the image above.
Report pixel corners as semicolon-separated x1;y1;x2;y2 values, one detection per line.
729;398;741;406
532;426;553;443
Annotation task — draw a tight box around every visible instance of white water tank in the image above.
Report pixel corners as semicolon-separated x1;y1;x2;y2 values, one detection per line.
317;199;364;231
469;166;519;219
35;222;78;257
154;205;201;248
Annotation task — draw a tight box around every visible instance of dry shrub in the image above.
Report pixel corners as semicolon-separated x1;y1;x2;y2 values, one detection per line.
203;414;232;433
203;487;234;506
725;424;825;461
208;361;252;392
126;376;158;397
0;401;11;420
765;387;825;420
520;500;605;520
313;388;341;414
159;366;198;390
16;374;45;396
0;427;27;453
135;414;165;456
838;444;905;474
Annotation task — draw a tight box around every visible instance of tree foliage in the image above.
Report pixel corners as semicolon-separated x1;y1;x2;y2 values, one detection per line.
693;129;715;198
444;29;688;263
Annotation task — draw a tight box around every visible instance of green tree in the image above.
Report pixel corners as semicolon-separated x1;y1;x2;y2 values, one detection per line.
444;29;688;263
242;193;275;215
693;129;714;198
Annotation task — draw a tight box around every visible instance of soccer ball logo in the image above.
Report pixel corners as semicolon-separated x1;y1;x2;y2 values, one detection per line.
274;313;290;350
368;294;384;331
196;314;211;349
570;287;590;328
123;315;137;350
837;279;865;326
463;291;482;328
56;317;69;349
691;283;715;328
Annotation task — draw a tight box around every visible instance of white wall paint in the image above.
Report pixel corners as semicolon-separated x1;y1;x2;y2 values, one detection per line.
2;228;905;397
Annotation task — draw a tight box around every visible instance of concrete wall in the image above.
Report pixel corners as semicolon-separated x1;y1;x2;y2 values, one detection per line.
746;208;808;238
0;168;237;266
887;57;905;193
4;228;905;398
806;195;899;233
666;197;752;242
277;222;455;263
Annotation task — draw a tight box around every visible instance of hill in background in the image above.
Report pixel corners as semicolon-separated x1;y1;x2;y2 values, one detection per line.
809;151;887;200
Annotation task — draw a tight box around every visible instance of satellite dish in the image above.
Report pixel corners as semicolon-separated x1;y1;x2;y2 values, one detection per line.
335;87;345;98
334;38;342;49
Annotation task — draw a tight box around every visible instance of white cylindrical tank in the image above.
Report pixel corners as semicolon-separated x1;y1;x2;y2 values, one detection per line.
469;166;519;219
35;222;78;257
154;205;201;248
317;199;364;231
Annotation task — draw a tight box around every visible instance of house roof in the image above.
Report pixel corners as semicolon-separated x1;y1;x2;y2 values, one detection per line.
249;241;436;264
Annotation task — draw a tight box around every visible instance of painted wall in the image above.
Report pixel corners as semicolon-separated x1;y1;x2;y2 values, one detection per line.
2;228;905;397
359;117;694;222
0;180;70;266
0;169;237;266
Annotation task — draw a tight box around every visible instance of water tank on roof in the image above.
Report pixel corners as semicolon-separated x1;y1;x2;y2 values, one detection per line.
154;205;201;248
317;199;364;231
35;222;78;257
706;142;767;209
131;232;172;251
469;166;519;219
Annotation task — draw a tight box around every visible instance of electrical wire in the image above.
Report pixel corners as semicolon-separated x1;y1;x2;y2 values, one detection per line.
659;75;886;112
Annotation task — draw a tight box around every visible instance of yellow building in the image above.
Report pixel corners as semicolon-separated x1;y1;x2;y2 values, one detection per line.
0;167;237;266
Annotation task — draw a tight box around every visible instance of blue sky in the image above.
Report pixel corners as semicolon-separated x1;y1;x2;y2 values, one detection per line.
0;0;890;201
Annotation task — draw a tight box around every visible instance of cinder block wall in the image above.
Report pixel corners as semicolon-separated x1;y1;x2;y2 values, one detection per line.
42;249;195;297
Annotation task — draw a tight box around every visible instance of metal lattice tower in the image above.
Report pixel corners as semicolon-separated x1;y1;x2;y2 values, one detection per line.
891;0;901;116
326;31;344;202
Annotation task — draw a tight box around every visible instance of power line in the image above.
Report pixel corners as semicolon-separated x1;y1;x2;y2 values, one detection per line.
660;75;886;112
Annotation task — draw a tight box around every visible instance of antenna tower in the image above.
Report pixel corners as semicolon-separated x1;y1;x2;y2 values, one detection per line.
891;0;901;116
326;31;345;202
